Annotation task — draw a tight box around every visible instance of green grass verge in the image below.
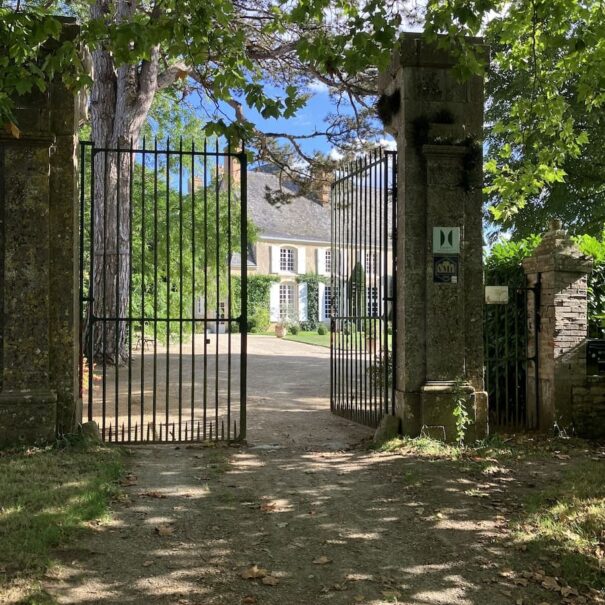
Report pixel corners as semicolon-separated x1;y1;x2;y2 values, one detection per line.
284;331;331;347
0;440;125;601
378;435;605;590
512;458;605;590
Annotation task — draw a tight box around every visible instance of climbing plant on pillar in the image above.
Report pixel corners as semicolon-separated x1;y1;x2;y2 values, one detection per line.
296;273;327;331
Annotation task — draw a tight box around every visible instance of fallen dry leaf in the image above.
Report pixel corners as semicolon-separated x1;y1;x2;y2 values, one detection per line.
262;575;279;586
120;474;138;486
142;560;154;567
241;597;257;604
154;523;174;536
541;576;560;591
313;556;332;565
241;565;268;580
141;491;167;499
4;122;20;139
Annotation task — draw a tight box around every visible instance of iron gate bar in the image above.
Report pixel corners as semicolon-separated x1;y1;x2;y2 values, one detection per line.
80;139;247;443
483;279;540;430
330;149;397;428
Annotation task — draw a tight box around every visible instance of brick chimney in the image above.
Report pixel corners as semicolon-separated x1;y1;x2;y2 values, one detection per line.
311;166;332;206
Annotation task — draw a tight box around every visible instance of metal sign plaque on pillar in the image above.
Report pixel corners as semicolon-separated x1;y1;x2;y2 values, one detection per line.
433;227;460;254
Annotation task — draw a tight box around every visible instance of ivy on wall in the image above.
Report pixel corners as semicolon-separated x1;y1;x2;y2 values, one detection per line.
231;274;279;332
296;273;328;330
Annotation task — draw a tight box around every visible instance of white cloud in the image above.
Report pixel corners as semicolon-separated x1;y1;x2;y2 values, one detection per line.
329;148;344;161
379;138;397;151
307;79;329;94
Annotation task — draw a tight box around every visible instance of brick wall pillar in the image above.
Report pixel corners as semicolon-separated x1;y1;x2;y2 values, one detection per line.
522;221;592;431
0;19;81;446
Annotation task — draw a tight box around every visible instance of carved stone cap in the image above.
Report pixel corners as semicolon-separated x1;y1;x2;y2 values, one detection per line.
522;223;593;275
398;33;489;69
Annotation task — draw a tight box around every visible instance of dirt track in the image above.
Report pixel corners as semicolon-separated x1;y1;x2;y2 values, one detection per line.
42;337;598;605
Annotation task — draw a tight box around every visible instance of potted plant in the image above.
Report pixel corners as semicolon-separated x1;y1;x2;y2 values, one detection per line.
275;320;287;338
364;319;382;355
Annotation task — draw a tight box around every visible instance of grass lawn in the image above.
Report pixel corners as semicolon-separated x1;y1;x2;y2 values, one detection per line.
284;331;330;348
284;330;393;350
0;440;125;603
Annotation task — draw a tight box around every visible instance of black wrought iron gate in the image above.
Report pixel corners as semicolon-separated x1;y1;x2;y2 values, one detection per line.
80;140;248;443
484;278;540;430
330;150;397;428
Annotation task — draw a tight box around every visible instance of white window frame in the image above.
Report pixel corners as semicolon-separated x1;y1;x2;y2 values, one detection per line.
324;249;332;274
279;282;296;319
323;285;332;320
367;286;380;317
365;251;377;275
280;247;295;272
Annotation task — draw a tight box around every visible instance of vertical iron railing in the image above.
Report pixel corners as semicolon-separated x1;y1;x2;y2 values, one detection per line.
79;140;247;443
330;149;397;428
484;278;540;430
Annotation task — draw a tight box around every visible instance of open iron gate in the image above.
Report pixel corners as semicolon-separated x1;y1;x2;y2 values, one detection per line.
330;150;397;428
484;278;540;430
79;140;248;443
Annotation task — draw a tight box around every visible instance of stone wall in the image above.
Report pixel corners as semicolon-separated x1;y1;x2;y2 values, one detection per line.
572;378;605;439
0;19;80;447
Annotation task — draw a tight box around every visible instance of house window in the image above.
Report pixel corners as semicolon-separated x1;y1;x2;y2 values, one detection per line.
367;287;379;317
324;250;332;274
279;283;295;319
324;286;332;319
365;251;377;274
280;247;295;272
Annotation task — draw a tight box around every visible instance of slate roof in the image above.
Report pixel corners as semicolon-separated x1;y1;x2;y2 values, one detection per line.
247;169;331;243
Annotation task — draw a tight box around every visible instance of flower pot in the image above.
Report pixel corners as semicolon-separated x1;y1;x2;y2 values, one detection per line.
275;324;286;338
365;337;378;355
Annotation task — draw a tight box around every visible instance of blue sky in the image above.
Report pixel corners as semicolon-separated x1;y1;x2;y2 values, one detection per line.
226;81;393;161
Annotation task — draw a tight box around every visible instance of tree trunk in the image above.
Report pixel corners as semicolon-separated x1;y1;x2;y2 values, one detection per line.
89;0;159;364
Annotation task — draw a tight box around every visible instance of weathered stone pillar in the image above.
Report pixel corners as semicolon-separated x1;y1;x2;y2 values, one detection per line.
378;34;488;441
522;221;592;431
0;19;81;446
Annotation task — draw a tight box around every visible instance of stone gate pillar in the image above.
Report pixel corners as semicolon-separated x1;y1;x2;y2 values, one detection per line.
0;19;81;446
378;34;488;441
523;221;592;431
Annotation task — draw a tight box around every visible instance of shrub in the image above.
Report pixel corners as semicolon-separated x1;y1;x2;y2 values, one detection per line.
317;324;327;335
288;323;300;335
364;318;382;336
249;307;270;333
343;321;357;336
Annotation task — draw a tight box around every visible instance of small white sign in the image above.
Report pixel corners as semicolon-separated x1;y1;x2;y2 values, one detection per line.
433;227;460;254
485;286;509;304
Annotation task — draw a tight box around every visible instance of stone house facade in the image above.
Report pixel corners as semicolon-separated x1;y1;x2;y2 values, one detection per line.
234;166;393;328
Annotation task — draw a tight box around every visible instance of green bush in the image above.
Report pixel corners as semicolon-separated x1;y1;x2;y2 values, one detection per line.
343;321;357;336
249;307;270;333
317;324;327;335
288;323;300;335
485;233;605;337
364;318;382;336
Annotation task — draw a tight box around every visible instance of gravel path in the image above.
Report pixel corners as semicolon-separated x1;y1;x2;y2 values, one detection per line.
43;337;580;605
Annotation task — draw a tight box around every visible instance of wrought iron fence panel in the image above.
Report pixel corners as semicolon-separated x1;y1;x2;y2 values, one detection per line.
79;139;247;443
330;149;397;428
